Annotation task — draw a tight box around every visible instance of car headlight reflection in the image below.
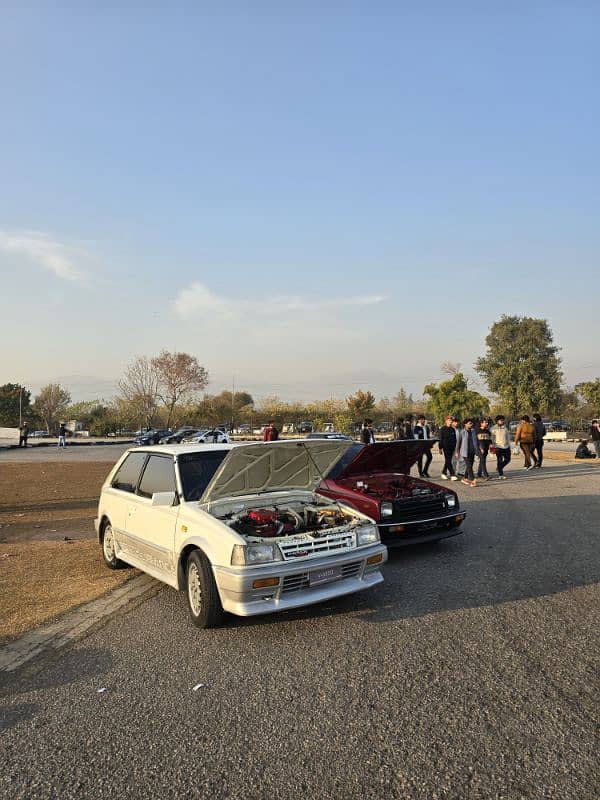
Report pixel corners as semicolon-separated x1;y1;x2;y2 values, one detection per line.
445;494;457;508
231;543;283;566
380;501;394;518
356;524;380;546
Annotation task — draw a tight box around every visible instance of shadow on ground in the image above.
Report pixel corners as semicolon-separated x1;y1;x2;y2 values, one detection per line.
226;478;599;629
0;646;114;730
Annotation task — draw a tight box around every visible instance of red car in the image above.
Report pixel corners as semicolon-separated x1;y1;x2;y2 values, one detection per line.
317;440;466;547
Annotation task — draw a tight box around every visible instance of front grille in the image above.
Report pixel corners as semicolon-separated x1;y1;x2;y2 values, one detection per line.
282;572;310;593
341;561;362;578
278;529;354;561
395;497;446;520
281;560;363;594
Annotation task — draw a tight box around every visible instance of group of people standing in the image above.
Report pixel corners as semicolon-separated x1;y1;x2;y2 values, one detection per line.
436;413;548;486
362;412;554;487
438;415;518;486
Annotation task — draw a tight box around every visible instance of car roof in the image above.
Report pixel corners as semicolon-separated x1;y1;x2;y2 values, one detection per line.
127;442;237;457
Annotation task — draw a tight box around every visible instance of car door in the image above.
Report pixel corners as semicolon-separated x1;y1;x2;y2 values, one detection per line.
104;451;149;545
122;454;179;584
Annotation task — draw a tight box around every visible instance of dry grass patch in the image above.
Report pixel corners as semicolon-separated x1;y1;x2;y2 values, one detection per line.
542;450;599;464
0;540;138;644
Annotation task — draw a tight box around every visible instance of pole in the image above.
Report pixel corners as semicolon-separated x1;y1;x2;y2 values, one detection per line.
231;376;235;433
19;386;23;428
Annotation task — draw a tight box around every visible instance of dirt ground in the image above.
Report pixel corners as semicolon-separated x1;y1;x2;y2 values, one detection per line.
0;461;137;644
0;461;112;542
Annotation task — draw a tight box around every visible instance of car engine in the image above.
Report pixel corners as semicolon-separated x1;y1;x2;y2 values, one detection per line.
225;503;355;539
354;478;437;499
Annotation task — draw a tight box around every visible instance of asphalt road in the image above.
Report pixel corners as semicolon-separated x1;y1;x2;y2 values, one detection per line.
1;459;599;799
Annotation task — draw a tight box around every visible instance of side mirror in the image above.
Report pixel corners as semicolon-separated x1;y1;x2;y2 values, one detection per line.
151;491;177;507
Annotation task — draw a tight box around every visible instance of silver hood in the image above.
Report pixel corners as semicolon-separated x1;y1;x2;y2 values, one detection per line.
200;440;354;504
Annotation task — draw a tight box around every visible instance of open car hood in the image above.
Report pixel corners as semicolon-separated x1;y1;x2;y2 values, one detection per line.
330;440;438;479
200;440;355;504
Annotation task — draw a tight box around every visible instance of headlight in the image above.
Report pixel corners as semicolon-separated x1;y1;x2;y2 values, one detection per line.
356;524;380;546
445;494;457;508
380;501;394;518
231;543;283;566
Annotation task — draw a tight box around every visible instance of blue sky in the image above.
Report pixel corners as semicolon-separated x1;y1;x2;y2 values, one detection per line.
1;3;598;402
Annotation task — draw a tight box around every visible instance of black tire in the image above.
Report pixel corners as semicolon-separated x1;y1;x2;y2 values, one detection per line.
186;550;223;629
101;522;127;569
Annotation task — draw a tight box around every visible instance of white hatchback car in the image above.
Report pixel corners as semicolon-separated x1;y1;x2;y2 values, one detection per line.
95;440;386;628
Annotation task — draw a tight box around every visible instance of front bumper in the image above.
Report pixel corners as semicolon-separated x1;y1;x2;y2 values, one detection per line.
213;543;387;617
379;511;466;547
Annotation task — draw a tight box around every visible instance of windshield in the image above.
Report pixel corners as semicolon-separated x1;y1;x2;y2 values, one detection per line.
323;444;363;478
178;451;229;501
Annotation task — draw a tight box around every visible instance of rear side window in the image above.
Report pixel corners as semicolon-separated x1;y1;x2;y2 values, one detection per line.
138;455;176;499
111;452;148;493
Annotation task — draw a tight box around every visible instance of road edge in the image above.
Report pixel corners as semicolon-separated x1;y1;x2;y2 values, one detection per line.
0;574;160;673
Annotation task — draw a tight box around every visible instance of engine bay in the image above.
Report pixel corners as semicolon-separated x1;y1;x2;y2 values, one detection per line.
341;474;443;500
219;500;358;540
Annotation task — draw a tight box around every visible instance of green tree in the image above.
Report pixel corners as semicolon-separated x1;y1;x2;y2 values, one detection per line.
33;384;71;434
210;390;254;428
423;373;490;423
576;379;600;414
0;383;31;426
475;315;562;417
346;389;376;419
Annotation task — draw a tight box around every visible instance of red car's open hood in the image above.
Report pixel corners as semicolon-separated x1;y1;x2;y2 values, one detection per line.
330;440;437;478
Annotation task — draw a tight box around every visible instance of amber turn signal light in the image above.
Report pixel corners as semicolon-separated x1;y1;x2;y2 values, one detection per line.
389;525;405;534
252;577;280;589
366;553;383;565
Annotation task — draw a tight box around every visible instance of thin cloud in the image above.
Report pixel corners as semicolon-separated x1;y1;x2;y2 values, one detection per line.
0;229;86;282
174;281;388;320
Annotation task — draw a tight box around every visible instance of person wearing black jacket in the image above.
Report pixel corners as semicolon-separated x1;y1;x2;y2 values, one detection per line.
413;415;432;477
438;415;458;480
19;422;29;447
532;413;546;468
403;415;415;439
360;419;375;445
476;418;492;479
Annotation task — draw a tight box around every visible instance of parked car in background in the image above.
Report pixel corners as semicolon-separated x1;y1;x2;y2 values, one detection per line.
297;421;313;434
134;429;172;446
549;420;570;431
317;440;466;547
237;424;252;435
95;440;386;628
29;430;49;438
160;427;202;444
184;429;230;444
306;432;353;441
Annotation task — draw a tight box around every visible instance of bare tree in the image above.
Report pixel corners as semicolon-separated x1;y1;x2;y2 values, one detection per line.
441;361;461;376
33;383;71;434
152;351;209;428
118;356;159;430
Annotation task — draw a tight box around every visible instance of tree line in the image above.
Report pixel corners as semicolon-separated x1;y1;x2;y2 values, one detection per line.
2;317;599;434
